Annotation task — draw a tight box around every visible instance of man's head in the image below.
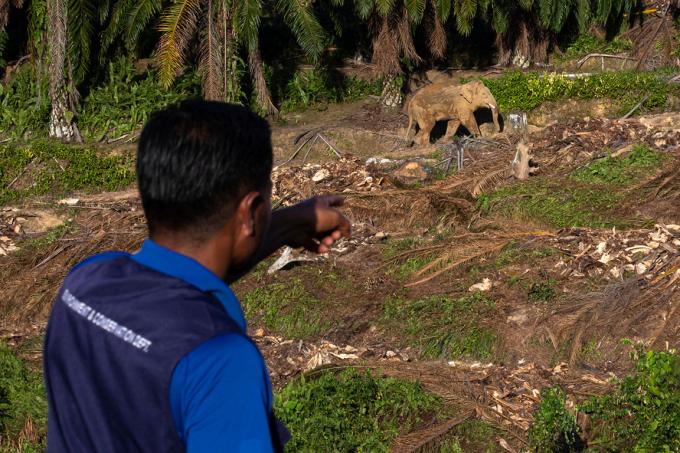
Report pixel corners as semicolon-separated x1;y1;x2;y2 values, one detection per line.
137;100;273;271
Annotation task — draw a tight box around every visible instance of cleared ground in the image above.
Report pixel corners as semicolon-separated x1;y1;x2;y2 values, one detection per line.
1;88;679;451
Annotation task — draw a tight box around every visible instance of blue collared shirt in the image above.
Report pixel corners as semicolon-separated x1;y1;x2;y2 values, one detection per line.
132;240;274;452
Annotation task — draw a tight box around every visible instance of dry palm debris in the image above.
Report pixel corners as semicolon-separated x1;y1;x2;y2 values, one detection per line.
550;224;680;284
380;359;614;452
272;156;388;207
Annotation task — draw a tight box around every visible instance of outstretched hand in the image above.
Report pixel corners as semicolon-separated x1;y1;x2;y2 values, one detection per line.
283;195;351;254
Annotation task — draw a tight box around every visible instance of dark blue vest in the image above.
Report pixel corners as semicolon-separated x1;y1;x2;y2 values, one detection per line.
44;254;282;452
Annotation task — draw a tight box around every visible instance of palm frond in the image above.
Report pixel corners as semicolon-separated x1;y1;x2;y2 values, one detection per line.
404;0;427;24
491;5;509;33
397;6;421;61
575;0;590;33
236;0;261;47
67;0;96;82
375;0;396;16
453;0;477;35
98;0;111;23
101;0;129;57
277;0;325;59
157;0;203;87
125;0;162;50
518;0;534;10
434;0;451;22
355;0;375;19
428;1;447;58
1;0;9;30
372;13;401;75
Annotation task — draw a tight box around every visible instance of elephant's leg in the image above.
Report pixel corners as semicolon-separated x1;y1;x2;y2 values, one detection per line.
463;113;482;137
415;119;434;146
443;119;461;141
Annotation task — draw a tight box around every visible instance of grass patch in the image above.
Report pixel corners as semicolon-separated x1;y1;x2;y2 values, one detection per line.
571;145;664;186
0;342;47;452
241;278;328;339
484;71;678;114
383;293;498;360
480;147;663;229
479;178;636;229
275;368;441;452
495;241;557;268
0;141;135;205
528;279;558;303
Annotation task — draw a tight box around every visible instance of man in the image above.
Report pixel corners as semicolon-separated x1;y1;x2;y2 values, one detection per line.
44;100;350;452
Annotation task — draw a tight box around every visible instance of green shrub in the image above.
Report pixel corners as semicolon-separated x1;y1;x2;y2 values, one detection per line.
383;293;498;360
484;71;677;113
529;387;581;452
581;349;680;452
0;66;50;139
0;141;135;205
560;35;633;60
571;146;664;186
275;368;441;452
279;68;381;113
0;342;47;451
78;59;200;141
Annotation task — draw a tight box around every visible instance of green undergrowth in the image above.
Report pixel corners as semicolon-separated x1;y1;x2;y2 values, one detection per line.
382;237;438;280
529;348;680;452
558;35;634;62
479;179;627;229
581;348;680;452
274;368;441;452
479;145;663;229
241;278;328;339
277;68;382;114
383;293;498;361
441;420;501;453
484;71;678;114
528;387;582;452
495;241;557;268
78;59;200;141
0;66;50;140
0;141;135;205
571;146;665;186
0;342;47;452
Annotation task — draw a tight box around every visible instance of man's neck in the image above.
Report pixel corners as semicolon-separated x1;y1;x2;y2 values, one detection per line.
152;233;231;280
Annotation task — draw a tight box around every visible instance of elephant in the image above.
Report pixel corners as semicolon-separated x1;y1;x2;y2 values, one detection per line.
404;80;501;146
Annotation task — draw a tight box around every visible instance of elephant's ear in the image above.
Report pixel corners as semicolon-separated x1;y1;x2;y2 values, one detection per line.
460;89;473;104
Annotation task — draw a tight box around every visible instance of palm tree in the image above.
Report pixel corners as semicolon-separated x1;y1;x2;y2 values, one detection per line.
338;0;449;106
47;0;80;141
156;0;326;114
482;0;640;67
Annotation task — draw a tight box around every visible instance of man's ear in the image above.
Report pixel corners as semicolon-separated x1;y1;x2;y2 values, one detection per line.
236;191;265;237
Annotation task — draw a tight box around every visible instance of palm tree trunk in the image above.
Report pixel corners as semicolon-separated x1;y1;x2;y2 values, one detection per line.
220;0;239;103
248;41;278;116
202;0;221;101
47;0;79;142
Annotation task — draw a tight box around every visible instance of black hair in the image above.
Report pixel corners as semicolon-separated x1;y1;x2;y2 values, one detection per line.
137;100;273;239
